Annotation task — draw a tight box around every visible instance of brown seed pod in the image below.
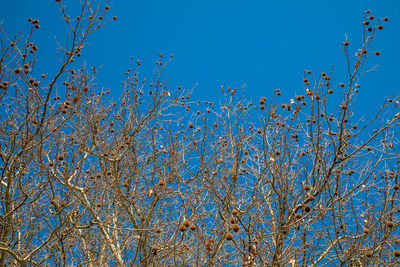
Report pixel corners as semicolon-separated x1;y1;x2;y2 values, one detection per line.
232;224;240;233
365;251;373;258
189;224;196;231
386;221;394;228
57;154;65;161
106;170;112;176
363;228;370;235
303;184;311;191
304;206;311;213
393;184;400;190
158;180;166;187
182;220;190;227
152;246;158;255
384;17;389;21
229;217;237;224
394;250;400;257
343;41;349;46
179;224;187;232
225;232;233;241
155;227;162;233
231;209;239;216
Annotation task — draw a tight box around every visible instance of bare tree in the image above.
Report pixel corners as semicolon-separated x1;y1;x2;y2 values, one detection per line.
1;2;399;266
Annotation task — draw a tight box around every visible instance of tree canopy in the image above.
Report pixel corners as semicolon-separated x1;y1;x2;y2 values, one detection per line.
0;1;399;266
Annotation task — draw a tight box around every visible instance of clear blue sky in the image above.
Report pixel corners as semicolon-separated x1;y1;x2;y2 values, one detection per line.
1;0;399;113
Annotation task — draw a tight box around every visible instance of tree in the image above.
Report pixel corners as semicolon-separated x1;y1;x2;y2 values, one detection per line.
1;1;399;266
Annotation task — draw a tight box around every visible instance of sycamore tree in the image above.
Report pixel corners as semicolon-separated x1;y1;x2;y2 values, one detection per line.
0;1;399;266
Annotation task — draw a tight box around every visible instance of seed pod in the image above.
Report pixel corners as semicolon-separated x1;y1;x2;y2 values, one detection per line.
152;246;158;255
365;251;373;258
179;224;187;232
225;232;233;241
182;220;190;227
386;221;394;228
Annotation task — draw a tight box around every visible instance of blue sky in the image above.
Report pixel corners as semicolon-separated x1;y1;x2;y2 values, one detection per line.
1;0;399;113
